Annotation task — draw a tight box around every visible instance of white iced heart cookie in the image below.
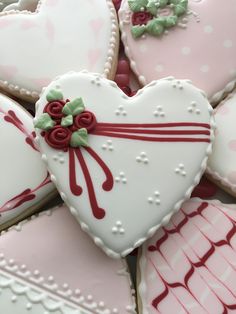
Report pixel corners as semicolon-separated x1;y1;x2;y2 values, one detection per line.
34;71;214;258
0;0;118;101
207;91;236;196
138;199;236;314
0;204;136;313
0;93;55;230
119;0;236;105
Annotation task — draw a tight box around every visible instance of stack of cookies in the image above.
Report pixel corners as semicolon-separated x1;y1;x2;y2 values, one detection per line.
0;0;235;313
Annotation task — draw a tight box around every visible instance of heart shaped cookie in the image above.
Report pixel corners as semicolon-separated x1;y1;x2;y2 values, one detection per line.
207;91;236;196
34;71;214;258
138;199;236;314
119;0;236;105
0;204;136;313
0;0;118;101
0;93;56;230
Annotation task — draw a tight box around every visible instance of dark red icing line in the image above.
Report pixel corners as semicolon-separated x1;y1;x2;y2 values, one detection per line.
0;173;51;213
148;202;236;313
1;110;38;151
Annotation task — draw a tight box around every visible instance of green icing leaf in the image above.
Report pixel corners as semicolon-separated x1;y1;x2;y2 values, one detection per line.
46;89;64;102
61;115;73;127
131;25;146;38
62;98;85;116
128;0;148;12
70;128;89;148
165;15;178;27
171;0;188;16
34;113;56;131
146;0;158;15
146;18;165;36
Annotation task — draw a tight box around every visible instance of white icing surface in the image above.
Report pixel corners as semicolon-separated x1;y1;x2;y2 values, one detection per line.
207;91;236;195
0;0;118;100
0;93;55;228
35;71;214;258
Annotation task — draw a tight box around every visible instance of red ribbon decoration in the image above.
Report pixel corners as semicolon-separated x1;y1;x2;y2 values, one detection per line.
67;120;211;220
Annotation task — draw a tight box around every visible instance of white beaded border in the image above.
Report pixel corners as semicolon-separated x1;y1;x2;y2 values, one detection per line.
0;0;119;100
118;4;236;107
0;205;137;314
34;71;215;259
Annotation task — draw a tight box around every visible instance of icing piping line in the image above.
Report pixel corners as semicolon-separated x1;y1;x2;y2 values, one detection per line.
0;173;51;213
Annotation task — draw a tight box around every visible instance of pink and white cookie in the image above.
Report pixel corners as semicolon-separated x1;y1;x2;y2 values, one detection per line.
138;199;236;314
34;71;214;258
0;204;136;313
0;0;118;101
0;93;56;230
119;0;236;105
207;91;236;197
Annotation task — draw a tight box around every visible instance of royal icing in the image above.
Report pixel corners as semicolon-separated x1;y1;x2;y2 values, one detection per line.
206;91;236;196
0;204;136;314
0;93;55;230
138;199;236;314
0;0;118;100
34;71;214;258
119;0;236;105
4;0;38;11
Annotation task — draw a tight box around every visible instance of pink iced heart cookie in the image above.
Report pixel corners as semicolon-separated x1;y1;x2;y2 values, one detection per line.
34;71;214;258
119;0;236;105
0;0;118;101
207;91;236;196
0;204;136;313
138;199;236;314
0;93;55;230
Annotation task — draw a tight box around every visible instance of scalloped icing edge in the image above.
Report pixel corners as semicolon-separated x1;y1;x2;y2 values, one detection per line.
119;8;236;107
0;203;137;314
137;197;236;314
0;0;119;102
34;70;215;259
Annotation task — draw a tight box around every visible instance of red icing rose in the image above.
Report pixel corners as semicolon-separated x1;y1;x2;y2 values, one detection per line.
132;12;153;26
72;111;97;132
44;100;66;120
113;0;122;11
44;125;71;150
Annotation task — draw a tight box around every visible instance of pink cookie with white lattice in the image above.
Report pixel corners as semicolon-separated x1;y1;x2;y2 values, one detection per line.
119;0;236;105
0;93;56;230
138;199;236;313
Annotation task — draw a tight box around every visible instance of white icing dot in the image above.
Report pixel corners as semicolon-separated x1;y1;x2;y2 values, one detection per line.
155;64;164;73
181;47;191;55
224;40;233;48
204;25;213;33
200;65;209;73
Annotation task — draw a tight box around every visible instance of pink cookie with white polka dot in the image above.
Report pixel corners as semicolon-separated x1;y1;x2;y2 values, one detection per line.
119;0;236;105
207;90;236;196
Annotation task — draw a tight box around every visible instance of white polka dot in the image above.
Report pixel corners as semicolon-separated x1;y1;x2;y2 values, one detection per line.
181;47;191;55
224;40;233;48
204;25;213;34
139;44;148;53
200;65;209;73
155;64;164;73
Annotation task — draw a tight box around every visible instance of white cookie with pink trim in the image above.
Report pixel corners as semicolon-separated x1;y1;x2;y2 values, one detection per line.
0;0;118;101
138;199;236;314
0;204;136;314
207;91;236;196
34;71;214;258
0;93;56;230
119;0;236;105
